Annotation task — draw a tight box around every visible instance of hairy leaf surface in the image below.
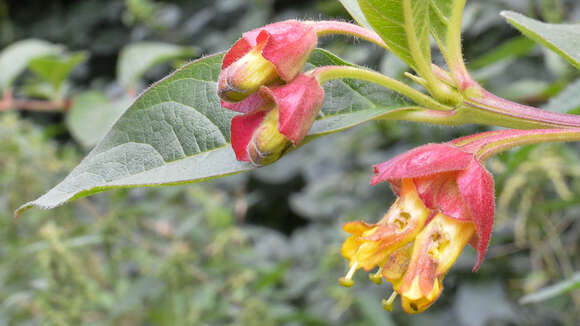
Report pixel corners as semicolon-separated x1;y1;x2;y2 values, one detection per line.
17;49;415;215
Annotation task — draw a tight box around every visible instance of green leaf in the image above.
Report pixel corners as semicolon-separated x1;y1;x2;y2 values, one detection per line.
542;79;580;114
117;42;198;90
358;0;431;72
501;11;580;70
66;91;133;148
16;49;414;215
28;51;88;92
519;272;580;304
0;39;62;91
469;36;536;70
337;0;373;29
429;0;453;54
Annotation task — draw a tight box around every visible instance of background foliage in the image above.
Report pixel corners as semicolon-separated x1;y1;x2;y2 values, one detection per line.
0;0;579;325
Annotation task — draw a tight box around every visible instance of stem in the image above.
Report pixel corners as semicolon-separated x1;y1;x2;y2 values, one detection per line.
462;88;580;129
446;0;472;90
400;1;461;105
308;21;390;51
311;65;453;112
1;91;71;111
309;20;460;104
0;99;70;112
452;129;580;161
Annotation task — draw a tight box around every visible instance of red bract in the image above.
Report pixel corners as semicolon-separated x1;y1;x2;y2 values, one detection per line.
372;143;495;271
218;20;317;102
228;74;324;165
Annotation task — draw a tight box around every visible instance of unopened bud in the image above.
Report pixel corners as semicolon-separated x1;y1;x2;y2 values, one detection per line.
218;47;281;102
247;108;291;166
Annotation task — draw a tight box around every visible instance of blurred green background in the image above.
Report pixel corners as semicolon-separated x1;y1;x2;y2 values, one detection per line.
0;0;579;325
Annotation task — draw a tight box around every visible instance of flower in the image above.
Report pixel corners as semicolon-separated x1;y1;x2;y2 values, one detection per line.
340;178;431;286
227;74;324;165
340;143;495;313
218;20;317;102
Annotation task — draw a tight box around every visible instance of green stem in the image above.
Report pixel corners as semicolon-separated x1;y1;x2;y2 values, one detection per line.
401;1;461;105
311;65;453;112
446;0;470;88
309;21;391;51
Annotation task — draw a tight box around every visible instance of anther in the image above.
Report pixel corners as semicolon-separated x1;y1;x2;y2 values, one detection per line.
339;261;358;287
369;267;383;285
381;291;398;312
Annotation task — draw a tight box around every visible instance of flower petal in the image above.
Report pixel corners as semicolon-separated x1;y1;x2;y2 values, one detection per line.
222;35;255;70
223;20;317;82
260;74;324;145
434;176;472;221
221;93;269;114
372;144;473;185
230;110;267;162
259;21;317;81
456;160;495;271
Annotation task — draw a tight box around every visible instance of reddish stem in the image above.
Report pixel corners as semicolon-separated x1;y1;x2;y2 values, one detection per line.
0;92;71;112
466;89;580;129
451;128;580;161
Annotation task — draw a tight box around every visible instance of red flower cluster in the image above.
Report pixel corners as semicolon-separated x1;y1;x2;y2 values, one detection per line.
217;20;324;165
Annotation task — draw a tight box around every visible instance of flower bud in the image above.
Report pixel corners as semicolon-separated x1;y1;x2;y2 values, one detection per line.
218;46;281;102
218;20;317;102
247;108;291;166
228;74;325;165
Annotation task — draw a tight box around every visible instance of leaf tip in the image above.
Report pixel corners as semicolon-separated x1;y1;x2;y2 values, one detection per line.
14;203;33;219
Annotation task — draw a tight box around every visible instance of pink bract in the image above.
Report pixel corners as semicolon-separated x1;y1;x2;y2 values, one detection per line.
222;20;317;82
372;143;495;270
228;74;324;162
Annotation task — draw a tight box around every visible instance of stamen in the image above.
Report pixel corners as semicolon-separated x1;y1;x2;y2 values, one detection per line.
338;261;358;287
381;291;398;312
369;267;383;285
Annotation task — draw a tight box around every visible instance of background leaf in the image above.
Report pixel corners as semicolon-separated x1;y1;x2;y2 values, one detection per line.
17;49;415;215
542;79;580;114
117;42;198;90
519;272;580;304
28;51;88;93
0;39;62;91
502;11;580;70
66;91;133;148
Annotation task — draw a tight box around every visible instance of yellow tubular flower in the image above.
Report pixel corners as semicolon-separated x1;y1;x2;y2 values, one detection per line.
340;179;430;286
398;213;475;314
